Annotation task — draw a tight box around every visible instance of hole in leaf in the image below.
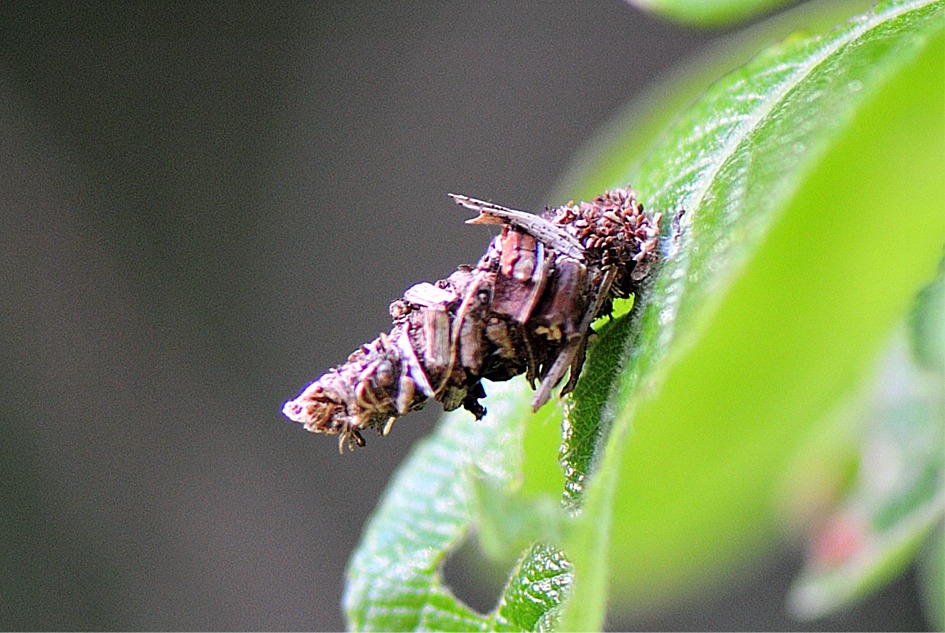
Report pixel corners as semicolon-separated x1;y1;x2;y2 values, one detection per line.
441;530;515;615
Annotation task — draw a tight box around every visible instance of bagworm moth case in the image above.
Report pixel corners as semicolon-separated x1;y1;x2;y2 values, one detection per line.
283;186;661;451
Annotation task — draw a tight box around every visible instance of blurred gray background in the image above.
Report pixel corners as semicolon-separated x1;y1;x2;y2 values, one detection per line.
0;2;930;630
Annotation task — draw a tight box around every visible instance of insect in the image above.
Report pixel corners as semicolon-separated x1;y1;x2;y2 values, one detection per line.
283;186;662;451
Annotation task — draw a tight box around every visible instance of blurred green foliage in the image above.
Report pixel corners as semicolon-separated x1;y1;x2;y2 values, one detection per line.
626;0;797;27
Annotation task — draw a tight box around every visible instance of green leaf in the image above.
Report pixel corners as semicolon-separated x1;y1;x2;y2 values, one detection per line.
343;384;531;631
787;269;945;621
787;342;944;619
344;1;945;630
485;544;572;632
628;0;797;28
552;0;881;202
471;477;567;563
910;261;945;374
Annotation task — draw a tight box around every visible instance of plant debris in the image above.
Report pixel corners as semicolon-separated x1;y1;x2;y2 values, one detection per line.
283;186;662;451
